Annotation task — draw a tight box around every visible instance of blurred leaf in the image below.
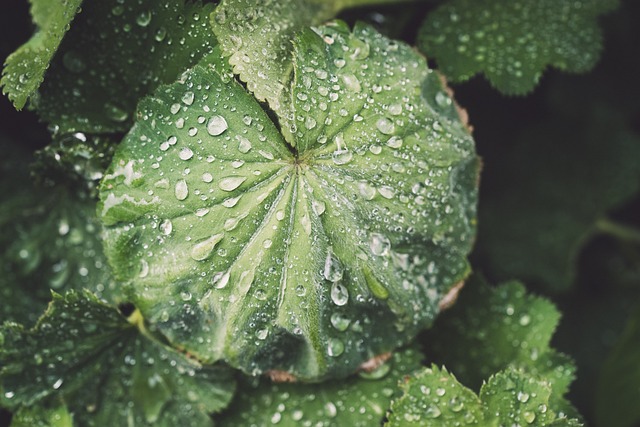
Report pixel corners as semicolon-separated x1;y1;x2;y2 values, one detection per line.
595;306;640;427
0;290;235;426
0;136;115;326
477;109;640;291
36;0;217;134
0;0;82;109
10;400;72;427
423;277;577;415
418;0;619;95
386;366;581;426
98;22;477;381
217;348;422;426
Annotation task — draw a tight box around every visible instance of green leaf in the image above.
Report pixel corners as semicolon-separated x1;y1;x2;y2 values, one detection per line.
10;401;73;427
423;277;577;414
36;0;217;134
595;306;640;427
0;137;115;325
0;290;235;426
477;109;640;291
217;347;422;426
386;366;582;426
418;0;619;95
386;365;484;426
0;0;82;109
98;22;478;380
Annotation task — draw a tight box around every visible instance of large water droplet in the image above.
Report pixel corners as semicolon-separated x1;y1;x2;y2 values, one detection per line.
358;181;377;200
332;149;353;165
370;233;391;256
330;312;351;331
191;234;224;261
179;147;194;160
175;180;189;200
330;282;349;306
136;10;152;27
323;251;344;282
376;117;395;135
213;271;230;289
218;176;246;192
160;219;173;235
237;136;252;153
312;199;326;216
182;91;195;106
327;338;345;357
207;115;228;136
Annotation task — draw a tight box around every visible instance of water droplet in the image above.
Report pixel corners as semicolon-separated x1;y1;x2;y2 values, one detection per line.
191;234;224;261
330;312;351;331
449;397;464;412
139;259;149;278
180;291;192;301
330;282;349;306
386;136;403;149
376;117;395;135
160;219;173;235
358;181;376;200
62;51;86;73
136;10;152;27
332;149;353;165
182;91;195;105
219;176;246;192
334;58;346;68
53;378;64;390
4;391;15;399
425;404;441;418
325;402;338;417
370;233;391;256
323;251;344;282
207;115;228;136
175;180;188;200
237;136;252;153
436;387;446;396
519;314;531;326
342;74;361;92
517;391;530;403
435;91;452;108
179;147;194;160
378;186;395;199
213;271;230;289
304;116;317;130
312;199;326;216
523;411;536;423
202;172;213;183
327;338;344;357
105;103;128;122
256;328;269;340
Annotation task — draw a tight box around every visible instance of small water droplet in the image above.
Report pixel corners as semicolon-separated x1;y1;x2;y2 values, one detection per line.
330;312;351;331
202;172;213;183
327;338;344;357
312;199;326;216
182;91;195;105
136;10;152;27
358;181;376;200
179;147;194;160
237;136;252;153
332;149;353;165
53;378;64;390
370;233;391;256
523;411;536;424
160;219;173;235
207;115;228;136
323;251;344;282
213;271;230;289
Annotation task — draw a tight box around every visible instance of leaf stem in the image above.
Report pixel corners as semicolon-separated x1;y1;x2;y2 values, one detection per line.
594;217;640;244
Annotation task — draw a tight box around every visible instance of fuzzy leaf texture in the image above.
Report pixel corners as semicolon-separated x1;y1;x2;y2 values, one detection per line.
216;347;423;426
98;22;479;380
418;0;620;95
422;277;578;416
0;0;82;109
34;0;217;134
386;366;582;426
0;290;236;426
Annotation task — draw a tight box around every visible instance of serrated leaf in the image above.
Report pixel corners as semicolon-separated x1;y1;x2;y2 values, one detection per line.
0;0;82;109
418;0;619;95
98;23;478;380
477;109;640;291
35;0;216;134
386;365;484;426
386;366;582;426
10;401;72;427
423;277;577;415
595;306;640;427
0;136;115;325
217;347;422;426
0;290;235;426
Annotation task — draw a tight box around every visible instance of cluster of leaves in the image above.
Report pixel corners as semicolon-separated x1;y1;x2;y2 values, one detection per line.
1;0;640;426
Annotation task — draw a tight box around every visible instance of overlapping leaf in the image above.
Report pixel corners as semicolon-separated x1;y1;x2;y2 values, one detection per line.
418;0;619;95
35;0;217;134
0;0;82;109
476;110;640;291
0;136;115;325
216;347;422;426
386;366;582;426
0;290;235;426
422;277;577;415
98;22;478;380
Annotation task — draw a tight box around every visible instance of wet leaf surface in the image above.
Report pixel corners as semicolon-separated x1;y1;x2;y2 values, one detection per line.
0;290;235;426
98;22;478;380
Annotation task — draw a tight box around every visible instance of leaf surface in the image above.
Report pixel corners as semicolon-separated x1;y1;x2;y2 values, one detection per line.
98;23;478;380
418;0;619;95
36;0;217;134
0;290;235;426
386;366;582;426
217;348;422;426
0;0;82;109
